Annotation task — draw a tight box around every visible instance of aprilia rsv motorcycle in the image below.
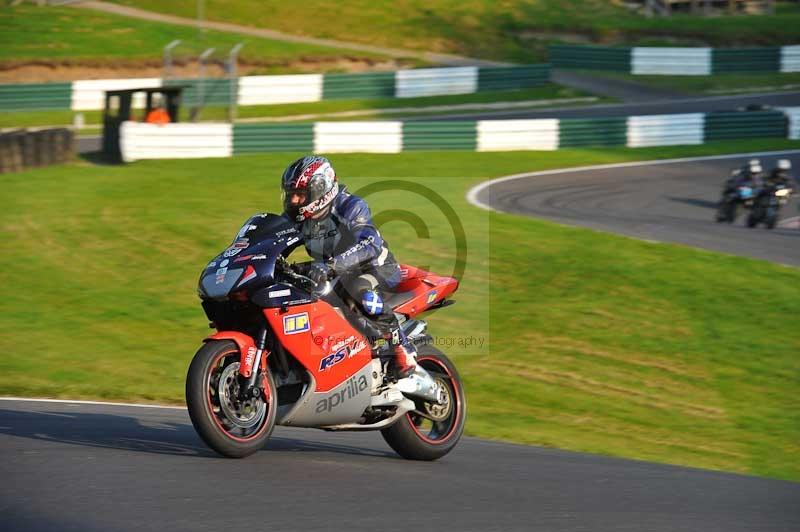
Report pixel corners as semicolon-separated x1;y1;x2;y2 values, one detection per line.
716;183;755;223
747;183;793;229
187;213;465;460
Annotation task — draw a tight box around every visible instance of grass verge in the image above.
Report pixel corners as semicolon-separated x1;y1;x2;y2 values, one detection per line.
1;138;799;480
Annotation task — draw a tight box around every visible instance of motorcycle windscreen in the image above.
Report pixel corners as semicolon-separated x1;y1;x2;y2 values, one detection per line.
231;213;299;247
198;213;301;299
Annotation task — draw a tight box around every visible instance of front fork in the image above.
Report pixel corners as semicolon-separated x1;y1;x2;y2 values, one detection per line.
238;328;269;401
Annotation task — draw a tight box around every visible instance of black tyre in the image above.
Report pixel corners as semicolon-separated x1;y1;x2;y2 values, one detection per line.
381;345;466;461
746;213;758;228
724;201;737;223
186;340;277;458
714;201;726;222
766;213;777;229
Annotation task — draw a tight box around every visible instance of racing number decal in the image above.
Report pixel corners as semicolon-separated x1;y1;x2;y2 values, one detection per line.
283;313;310;335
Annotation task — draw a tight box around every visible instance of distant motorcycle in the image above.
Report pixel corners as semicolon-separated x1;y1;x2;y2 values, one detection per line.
716;183;756;223
747;184;793;229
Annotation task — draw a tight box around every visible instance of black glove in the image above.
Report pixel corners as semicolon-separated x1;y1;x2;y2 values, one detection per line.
306;261;333;286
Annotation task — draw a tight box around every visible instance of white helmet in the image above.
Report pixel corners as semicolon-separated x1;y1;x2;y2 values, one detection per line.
749;159;762;174
777;159;792;171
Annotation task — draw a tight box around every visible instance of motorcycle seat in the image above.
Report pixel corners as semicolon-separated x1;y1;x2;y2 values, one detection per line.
384;290;417;310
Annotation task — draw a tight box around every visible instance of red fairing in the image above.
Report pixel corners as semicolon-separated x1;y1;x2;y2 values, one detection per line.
393;264;459;318
263;303;372;393
204;331;266;379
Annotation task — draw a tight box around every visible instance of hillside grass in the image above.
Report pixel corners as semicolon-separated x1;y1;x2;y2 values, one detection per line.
107;0;800;63
0;4;388;68
1;139;799;480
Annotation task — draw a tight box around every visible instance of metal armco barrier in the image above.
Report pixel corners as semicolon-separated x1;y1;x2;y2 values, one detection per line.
118;109;796;162
558;117;628;148
549;45;632;71
784;107;800;140
705;110;787;140
0;82;72;111
232;123;314;154
0;128;74;173
402;122;477;151
550;44;800;75
0;64;551;113
713;47;781;73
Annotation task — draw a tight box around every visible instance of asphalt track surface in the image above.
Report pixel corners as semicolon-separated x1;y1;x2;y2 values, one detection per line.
471;152;800;267
1;398;799;532
424;91;800;121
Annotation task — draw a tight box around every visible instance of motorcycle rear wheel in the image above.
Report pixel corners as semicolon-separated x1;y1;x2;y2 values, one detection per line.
766;216;777;229
765;207;778;229
186;340;277;458
381;345;466;461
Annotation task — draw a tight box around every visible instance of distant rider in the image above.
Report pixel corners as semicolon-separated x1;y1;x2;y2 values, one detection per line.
764;159;795;189
280;156;417;379
726;159;763;192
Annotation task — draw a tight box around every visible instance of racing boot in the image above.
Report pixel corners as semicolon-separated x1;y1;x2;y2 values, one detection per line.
391;329;417;380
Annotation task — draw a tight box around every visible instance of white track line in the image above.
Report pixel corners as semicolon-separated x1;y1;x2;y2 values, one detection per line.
0;397;185;410
466;149;800;212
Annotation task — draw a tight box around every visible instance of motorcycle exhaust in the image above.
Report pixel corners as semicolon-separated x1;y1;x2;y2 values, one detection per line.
396;365;445;404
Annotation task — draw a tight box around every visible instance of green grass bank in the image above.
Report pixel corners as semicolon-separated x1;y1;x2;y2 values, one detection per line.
1;139;799;481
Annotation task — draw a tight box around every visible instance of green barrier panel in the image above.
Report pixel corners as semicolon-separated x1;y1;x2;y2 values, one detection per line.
559;117;628;148
712;48;781;73
233;123;314;154
322;72;396;100
0;82;72;111
549;45;631;71
477;65;551;92
402;121;477;151
168;78;236;106
704;110;787;141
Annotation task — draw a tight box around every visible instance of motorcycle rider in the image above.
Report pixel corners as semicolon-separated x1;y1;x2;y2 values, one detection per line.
280;155;417;379
725;158;763;192
764;159;795;189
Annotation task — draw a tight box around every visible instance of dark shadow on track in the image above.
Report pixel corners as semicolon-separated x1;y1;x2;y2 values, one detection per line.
666;196;720;209
0;407;213;458
2;510;106;532
0;407;394;459
267;436;396;458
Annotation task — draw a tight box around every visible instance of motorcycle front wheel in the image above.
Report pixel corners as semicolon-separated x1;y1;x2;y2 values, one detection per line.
186;340;277;458
765;207;778;229
381;345;466;461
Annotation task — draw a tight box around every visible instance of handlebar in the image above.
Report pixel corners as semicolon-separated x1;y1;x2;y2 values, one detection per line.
276;257;336;297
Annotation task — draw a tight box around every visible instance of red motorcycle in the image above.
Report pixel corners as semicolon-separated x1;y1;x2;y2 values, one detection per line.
186;213;465;460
